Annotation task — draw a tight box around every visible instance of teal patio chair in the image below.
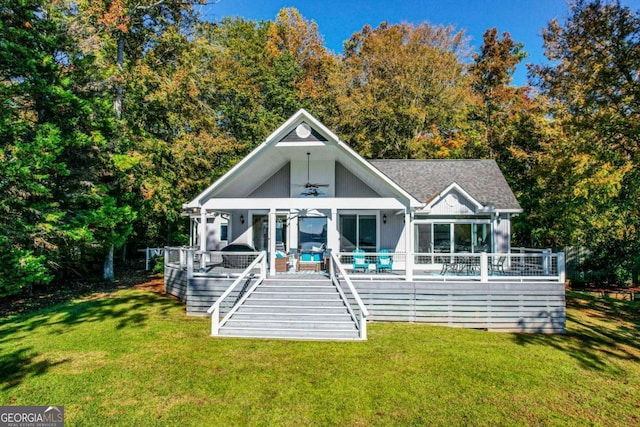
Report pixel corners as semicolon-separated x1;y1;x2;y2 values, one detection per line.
376;249;393;273
352;249;369;272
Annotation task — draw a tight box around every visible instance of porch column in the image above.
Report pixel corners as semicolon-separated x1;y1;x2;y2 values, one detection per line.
328;208;338;252
269;208;276;276
199;209;207;251
405;210;413;281
189;217;195;247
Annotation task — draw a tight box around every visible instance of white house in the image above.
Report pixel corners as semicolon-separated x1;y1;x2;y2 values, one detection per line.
183;109;522;276
167;109;565;338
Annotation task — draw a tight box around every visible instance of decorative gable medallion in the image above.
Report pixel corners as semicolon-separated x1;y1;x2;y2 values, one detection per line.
279;122;327;143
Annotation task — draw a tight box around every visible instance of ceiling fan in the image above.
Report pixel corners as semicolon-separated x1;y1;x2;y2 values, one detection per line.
297;152;329;197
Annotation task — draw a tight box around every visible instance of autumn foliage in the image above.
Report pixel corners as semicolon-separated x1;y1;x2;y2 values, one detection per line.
1;0;639;294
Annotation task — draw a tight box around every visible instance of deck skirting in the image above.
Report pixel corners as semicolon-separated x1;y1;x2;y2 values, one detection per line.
351;281;565;333
165;267;565;333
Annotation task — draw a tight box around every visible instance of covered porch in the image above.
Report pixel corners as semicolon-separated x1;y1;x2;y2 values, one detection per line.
186;196;414;277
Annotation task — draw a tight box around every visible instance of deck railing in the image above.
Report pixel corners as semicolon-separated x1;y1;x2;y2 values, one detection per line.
167;247;564;284
206;251;267;336
336;250;565;283
328;252;369;340
164;246;198;270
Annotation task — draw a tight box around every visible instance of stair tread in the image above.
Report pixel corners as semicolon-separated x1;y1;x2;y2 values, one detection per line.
217;279;363;340
220;326;358;334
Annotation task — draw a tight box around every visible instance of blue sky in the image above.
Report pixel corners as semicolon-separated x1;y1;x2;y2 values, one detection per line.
198;0;638;86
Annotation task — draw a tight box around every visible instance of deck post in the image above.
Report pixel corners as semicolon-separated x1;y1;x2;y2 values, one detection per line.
211;306;220;336
187;249;194;281
480;252;488;282
360;312;367;340
405;210;413;281
557;252;566;284
269;208;276;276
164;247;169;271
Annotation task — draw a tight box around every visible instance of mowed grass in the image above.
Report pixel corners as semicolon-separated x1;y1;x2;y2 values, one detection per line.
1;284;639;426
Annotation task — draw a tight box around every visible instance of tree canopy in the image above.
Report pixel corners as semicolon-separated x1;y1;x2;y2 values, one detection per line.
1;0;639;294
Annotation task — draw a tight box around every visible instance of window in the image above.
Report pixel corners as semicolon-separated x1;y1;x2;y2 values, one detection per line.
299;217;327;251
340;214;377;252
414;222;492;255
220;223;228;241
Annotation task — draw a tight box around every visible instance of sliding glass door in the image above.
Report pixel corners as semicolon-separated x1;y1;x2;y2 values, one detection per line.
414;221;492;257
339;214;377;252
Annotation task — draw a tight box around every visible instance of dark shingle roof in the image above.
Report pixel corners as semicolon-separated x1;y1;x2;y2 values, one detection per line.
369;159;521;211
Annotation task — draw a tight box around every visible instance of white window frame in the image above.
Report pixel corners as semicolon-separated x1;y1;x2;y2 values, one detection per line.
338;210;380;252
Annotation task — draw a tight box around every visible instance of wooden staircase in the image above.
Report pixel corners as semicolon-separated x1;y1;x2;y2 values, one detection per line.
218;277;362;340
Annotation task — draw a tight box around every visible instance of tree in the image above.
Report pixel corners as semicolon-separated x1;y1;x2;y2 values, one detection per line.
468;28;526;159
328;22;473;159
529;0;640;283
266;7;338;115
0;0;133;292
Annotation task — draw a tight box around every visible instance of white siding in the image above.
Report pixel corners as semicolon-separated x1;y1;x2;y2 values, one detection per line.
335;162;380;197
429;189;477;215
249;164;290;198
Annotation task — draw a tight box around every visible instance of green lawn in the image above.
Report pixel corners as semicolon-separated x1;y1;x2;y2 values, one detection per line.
1;282;639;426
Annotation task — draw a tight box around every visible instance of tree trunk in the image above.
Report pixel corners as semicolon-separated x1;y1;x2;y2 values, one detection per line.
114;34;125;118
104;245;115;282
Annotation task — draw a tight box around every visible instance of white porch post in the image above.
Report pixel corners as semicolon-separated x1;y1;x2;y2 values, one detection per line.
199;209;207;251
328;208;338;252
405;210;413;281
269;208;276;276
480;252;489;282
558;252;566;284
189;217;194;247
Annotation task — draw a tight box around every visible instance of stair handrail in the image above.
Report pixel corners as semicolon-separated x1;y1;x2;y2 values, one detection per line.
207;251;267;335
329;251;369;339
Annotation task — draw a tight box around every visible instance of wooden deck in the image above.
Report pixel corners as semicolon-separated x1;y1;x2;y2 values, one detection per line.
166;266;565;334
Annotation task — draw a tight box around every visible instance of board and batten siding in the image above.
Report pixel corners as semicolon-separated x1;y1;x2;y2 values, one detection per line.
352;280;565;333
248;163;290;198
335;162;379;197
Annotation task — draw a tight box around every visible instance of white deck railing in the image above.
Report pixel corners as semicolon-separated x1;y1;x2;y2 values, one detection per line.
206;251;267;336
166;247;565;284
336;250;565;283
328;252;369;340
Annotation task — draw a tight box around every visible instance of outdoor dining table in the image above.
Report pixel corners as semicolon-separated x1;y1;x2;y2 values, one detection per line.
440;253;480;275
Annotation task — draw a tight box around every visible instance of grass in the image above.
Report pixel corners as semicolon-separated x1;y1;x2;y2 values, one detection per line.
1;280;639;426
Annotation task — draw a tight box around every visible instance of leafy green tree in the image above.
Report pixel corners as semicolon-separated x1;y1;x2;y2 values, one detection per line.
468;28;526;159
328;22;473;159
529;0;640;283
0;0;134;292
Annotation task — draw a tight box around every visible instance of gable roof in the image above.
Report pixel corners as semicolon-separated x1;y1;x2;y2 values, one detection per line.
369;159;522;212
184;109;422;208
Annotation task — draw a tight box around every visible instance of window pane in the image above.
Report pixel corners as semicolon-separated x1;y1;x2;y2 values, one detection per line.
340;215;357;251
454;224;472;253
358;215;376;251
473;223;491;252
220;224;228;241
415;224;432;253
299;217;327;251
434;224;451;253
252;215;268;251
276;215;287;251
